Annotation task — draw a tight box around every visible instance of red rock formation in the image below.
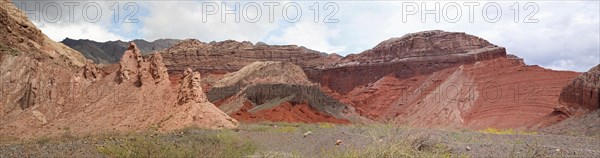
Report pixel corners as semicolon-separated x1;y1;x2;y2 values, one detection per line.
1;42;238;138
230;101;350;124
117;42;170;86
207;61;364;124
340;58;579;129
311;30;507;94
555;64;600;116
0;1;238;138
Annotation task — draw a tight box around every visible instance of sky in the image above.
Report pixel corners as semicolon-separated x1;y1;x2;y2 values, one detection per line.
13;0;600;72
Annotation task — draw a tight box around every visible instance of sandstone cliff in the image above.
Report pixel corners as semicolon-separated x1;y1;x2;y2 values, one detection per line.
537;64;600;133
555;64;600;116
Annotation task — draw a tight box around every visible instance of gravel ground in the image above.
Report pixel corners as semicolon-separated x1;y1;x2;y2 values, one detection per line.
0;123;598;157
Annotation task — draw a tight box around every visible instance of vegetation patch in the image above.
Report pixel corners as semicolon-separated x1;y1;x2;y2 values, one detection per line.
318;123;335;129
478;128;538;135
95;127;257;157
326;135;452;158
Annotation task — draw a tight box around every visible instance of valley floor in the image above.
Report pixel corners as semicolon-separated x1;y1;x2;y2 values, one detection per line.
0;123;598;157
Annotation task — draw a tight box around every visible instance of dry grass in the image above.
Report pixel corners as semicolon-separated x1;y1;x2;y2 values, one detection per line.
479;128;538;135
325;124;454;158
241;122;339;133
326;135;452;158
95;127;257;157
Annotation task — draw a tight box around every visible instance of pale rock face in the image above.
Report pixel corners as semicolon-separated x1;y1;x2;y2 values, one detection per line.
119;42;144;84
177;68;208;105
213;61;313;88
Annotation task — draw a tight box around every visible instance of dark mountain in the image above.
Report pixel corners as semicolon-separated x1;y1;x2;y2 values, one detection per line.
61;38;180;64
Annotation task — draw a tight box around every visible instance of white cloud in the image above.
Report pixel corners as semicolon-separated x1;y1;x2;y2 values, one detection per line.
327;1;599;71
34;21;127;42
139;1;278;42
17;1;128;42
266;21;346;53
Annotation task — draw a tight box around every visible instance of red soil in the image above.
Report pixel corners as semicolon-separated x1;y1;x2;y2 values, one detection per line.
229;101;350;124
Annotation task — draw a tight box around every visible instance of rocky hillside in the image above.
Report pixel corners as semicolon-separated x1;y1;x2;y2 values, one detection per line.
152;30;582;130
61;38;180;64
0;0;85;68
160;39;341;74
338;58;579;129
311;30;507;94
206;61;363;124
0;1;236;138
316;30;580;129
213;61;313;88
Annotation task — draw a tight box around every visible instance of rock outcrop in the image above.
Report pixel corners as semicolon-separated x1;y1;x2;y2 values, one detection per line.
118;42;170;86
342;30;498;62
161;67;238;130
177;68;208;105
555;64;600;116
